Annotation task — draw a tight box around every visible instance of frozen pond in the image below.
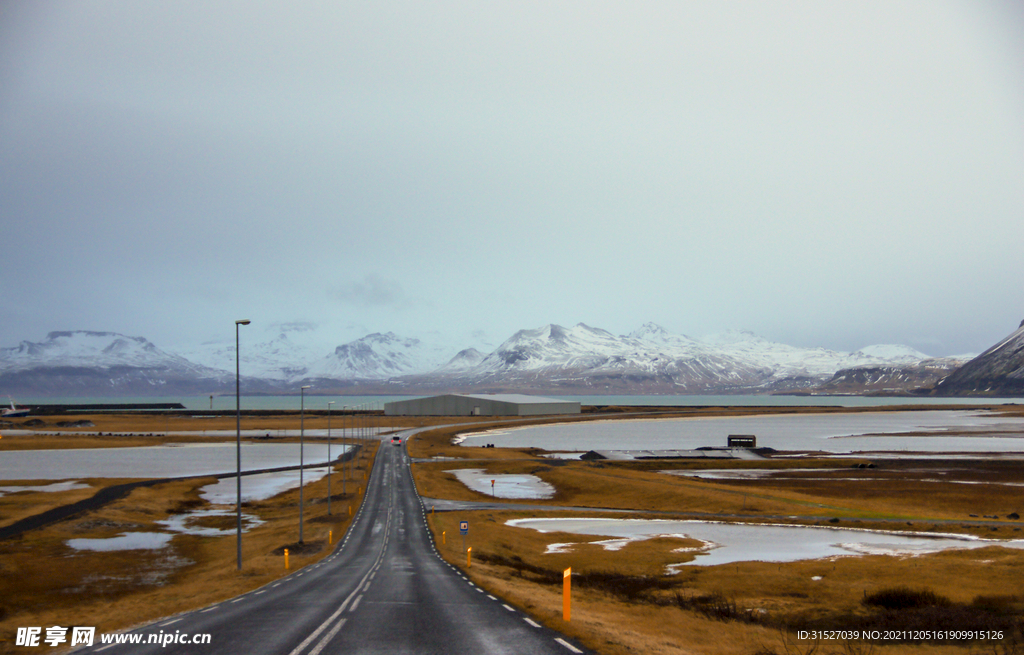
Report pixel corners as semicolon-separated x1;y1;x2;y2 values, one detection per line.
507;518;1024;567
0;481;91;496
446;468;555;499
67;532;174;552
200;467;331;504
67;507;266;552
0;443;345;481
461;411;1024;454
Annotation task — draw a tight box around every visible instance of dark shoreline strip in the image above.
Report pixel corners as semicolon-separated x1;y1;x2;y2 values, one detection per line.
0;447;360;541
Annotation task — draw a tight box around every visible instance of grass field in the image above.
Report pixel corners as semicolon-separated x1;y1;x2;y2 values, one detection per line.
0;412;382;654
2;407;1024;654
407;409;1024;655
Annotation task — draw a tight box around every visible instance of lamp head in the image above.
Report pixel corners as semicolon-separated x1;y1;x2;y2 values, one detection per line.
236;319;251;326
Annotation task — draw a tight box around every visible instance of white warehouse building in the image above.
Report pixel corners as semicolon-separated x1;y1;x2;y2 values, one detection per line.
384;394;581;417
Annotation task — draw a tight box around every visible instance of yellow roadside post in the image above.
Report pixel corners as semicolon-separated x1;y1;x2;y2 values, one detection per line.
284;549;289;570
467;546;472;568
442;530;446;545
348;505;352;516
563;567;571;621
329;530;333;545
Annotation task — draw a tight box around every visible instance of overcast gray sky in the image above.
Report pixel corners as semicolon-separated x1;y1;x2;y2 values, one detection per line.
2;1;1022;357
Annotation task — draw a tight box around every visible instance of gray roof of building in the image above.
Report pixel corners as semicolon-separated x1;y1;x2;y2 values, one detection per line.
457;393;578;405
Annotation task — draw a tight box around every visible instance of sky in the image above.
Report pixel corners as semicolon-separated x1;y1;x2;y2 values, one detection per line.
1;1;1022;359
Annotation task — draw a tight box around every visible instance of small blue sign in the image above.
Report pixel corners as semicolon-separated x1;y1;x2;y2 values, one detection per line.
459;521;469;535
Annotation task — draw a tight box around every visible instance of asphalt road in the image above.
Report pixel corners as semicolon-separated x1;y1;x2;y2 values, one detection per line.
77;433;589;655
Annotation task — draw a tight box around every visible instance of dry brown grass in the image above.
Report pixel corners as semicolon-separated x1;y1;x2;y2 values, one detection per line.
0;479;120;530
407;407;1024;654
427;508;1024;655
0;436;380;654
4;406;1024;654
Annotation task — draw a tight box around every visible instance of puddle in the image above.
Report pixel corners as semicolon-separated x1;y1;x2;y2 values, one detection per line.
67;508;264;552
0;481;91;496
200;467;331;504
67;532;174;552
446;468;555;499
506;517;1024;567
158;508;265;536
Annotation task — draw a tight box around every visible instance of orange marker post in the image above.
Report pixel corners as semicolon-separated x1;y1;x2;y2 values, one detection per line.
467;546;472;568
563;567;571;621
284;548;290;570
442;530;446;545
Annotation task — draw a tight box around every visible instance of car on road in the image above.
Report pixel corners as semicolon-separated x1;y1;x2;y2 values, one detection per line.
391;436;401;446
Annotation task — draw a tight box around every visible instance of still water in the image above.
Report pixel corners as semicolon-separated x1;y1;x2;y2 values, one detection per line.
460;410;1024;454
507;518;1024;567
14;394;1022;411
0;443;339;480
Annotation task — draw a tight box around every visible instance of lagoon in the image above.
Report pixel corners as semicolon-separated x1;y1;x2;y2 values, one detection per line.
0;443;339;481
460;410;1024;455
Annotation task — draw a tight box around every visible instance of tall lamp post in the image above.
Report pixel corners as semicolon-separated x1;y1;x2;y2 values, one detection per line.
235;319;250;571
327;401;334;515
299;385;311;543
341;406;347;495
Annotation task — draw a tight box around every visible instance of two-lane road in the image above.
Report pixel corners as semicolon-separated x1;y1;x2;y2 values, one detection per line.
80;433;588;654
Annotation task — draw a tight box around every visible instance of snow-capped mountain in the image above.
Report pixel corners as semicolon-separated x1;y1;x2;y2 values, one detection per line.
407;322;937;394
302;332;454;381
0;323;977;397
933;320;1024;396
436;348;487;373
0;331;220;374
0;331;240;396
180;330;324;381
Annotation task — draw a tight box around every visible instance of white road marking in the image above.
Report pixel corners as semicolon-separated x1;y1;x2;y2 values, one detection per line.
159;619;182;627
350;594;363;611
200;606;219;613
524;618;541;628
502;604;516;612
555;638;583;653
307;618;347;655
487;595;497;600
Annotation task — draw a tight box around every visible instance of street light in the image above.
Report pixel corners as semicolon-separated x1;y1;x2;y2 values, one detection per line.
299;385;311;543
341;406;347;496
235;319;250;571
327;401;334;516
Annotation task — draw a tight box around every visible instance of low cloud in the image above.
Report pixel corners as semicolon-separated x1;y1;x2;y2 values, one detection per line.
332;275;409;309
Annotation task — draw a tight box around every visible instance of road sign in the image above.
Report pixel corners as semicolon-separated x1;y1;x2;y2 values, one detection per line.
459;521;469;535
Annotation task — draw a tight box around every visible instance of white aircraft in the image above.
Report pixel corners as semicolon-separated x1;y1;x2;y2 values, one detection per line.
2;397;29;418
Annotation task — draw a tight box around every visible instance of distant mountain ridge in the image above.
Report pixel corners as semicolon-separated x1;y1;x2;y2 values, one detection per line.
0;323;988;397
932;320;1024;396
0;331;243;396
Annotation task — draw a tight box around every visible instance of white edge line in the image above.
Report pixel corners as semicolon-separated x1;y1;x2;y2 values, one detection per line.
555;637;583;653
524;618;541;628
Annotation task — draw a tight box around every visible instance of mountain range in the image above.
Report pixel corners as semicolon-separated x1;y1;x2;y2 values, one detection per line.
0;322;1001;397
